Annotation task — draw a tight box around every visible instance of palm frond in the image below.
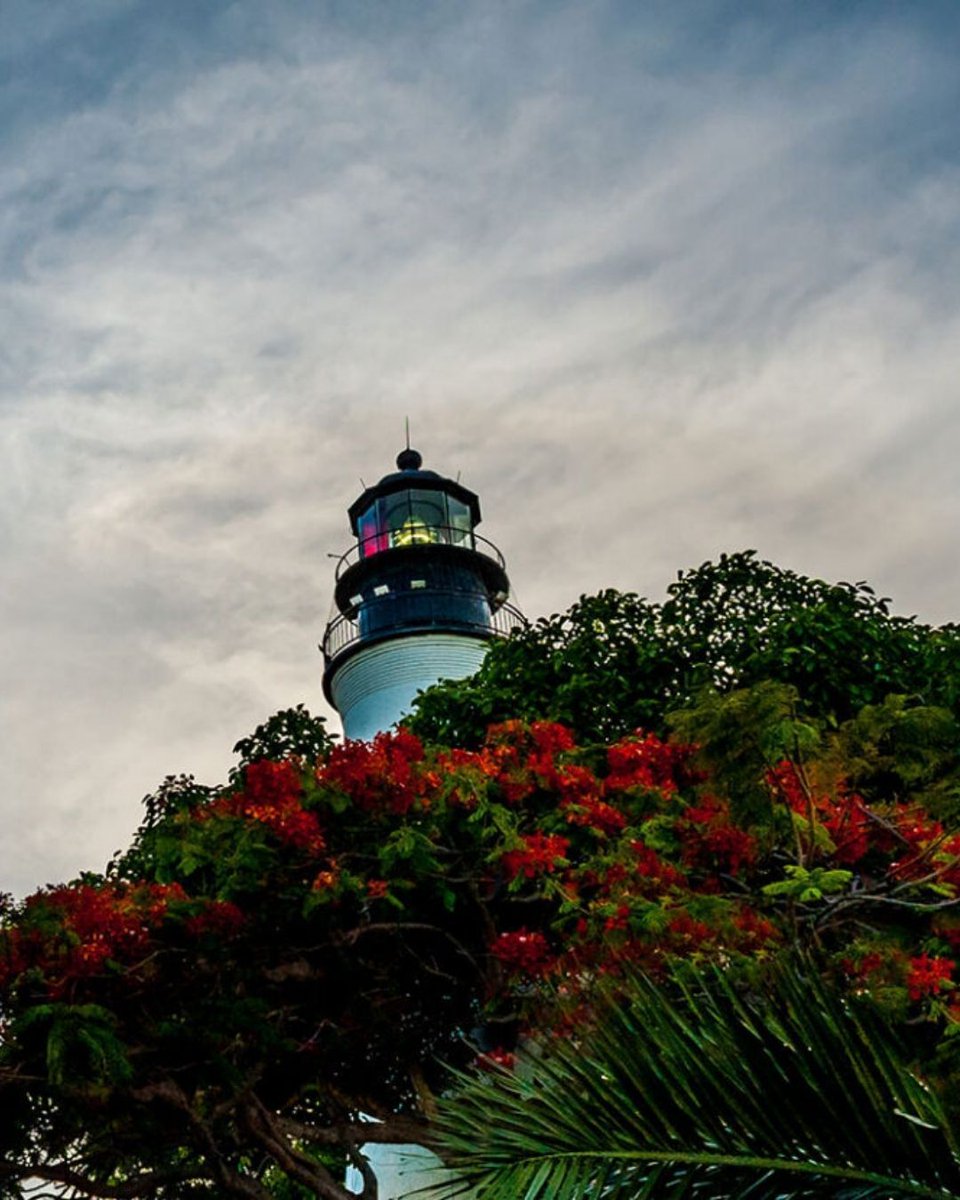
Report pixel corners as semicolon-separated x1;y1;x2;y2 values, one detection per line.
430;964;960;1200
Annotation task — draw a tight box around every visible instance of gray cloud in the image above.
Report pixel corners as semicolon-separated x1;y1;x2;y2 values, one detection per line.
1;0;959;895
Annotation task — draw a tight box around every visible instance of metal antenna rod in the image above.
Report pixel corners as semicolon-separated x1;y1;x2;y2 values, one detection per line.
405;416;411;450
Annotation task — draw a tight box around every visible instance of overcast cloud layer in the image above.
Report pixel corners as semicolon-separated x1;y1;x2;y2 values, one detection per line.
2;0;959;896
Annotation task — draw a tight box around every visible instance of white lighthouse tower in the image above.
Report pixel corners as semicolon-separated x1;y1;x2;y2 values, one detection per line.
322;446;523;740
322;446;522;1198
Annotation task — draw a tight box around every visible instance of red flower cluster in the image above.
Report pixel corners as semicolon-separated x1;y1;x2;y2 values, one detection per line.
485;720;576;759
605;733;697;794
311;868;340;893
842;951;887;983
474;721;580;805
678;796;757;876
731;906;780;949
628;843;687;893
0;882;187;994
562;790;627;835
206;760;325;853
665;911;715;948
766;761;871;865
320;730;433;815
907;954;954;1002
501;833;570;880
184;900;245;939
476;1047;517;1071
891;810;960;891
490;928;554;976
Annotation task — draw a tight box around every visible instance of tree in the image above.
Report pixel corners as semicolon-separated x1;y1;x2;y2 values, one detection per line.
3;555;960;1197
3;699;960;1196
408;551;960;745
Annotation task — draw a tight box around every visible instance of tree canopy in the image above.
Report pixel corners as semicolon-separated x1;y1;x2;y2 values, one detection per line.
2;554;960;1199
408;550;960;744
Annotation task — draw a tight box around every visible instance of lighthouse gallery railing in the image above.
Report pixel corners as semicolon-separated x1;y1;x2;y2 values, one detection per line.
322;594;526;663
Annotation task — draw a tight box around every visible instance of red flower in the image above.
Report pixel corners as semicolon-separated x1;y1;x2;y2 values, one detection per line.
766;762;871;865
677;796;757;876
629;843;686;892
501;834;570;880
207;760;326;853
907;954;954;1002
604;904;631;932
185;900;245;938
731;906;780;948
765;761;807;813
4;881;189;994
605;733;696;795
319;731;427;815
666;912;714;948
562;792;627;835
477;1047;516;1071
490;929;554;976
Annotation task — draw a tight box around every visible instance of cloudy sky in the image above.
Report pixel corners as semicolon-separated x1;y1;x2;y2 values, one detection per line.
2;0;959;896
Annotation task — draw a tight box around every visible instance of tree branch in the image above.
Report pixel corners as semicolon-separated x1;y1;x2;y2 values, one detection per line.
242;1097;354;1200
276;1112;433;1149
0;1161;195;1199
132;1079;273;1200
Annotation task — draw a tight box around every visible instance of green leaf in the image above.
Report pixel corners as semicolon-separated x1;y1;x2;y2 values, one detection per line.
432;963;960;1200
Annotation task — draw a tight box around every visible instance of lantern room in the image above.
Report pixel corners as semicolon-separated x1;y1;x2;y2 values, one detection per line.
349;447;480;558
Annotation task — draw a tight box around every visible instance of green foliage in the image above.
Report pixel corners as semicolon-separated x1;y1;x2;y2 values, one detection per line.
409;552;960;745
828;695;960;819
408;589;679;745
661;555;931;719
231;704;336;775
762;864;854;902
433;963;960;1200
668;681;820;824
4;557;960;1199
17;1003;133;1095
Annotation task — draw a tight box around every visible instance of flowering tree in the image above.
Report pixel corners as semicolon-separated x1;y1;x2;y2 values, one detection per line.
3;678;960;1197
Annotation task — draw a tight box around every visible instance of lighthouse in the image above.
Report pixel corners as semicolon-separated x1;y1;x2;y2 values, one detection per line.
322;446;523;741
323;446;523;1198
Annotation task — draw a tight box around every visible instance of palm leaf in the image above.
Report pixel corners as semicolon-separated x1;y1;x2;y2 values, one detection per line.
430;964;960;1200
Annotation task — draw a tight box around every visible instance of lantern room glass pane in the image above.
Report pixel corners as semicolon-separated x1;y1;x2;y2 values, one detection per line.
357;503;387;558
384;489;447;548
447;497;473;547
409;489;447;526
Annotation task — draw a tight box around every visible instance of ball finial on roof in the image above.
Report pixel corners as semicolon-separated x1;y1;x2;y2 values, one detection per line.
396;447;423;471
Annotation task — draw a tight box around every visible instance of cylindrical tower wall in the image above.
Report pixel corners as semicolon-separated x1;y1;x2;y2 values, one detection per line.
330;632;488;741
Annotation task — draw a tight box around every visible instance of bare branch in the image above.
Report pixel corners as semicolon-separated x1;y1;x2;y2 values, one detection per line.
242;1097;353;1200
0;1160;195;1199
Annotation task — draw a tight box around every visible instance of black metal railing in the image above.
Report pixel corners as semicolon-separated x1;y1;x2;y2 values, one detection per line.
333;526;506;581
323;592;526;663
